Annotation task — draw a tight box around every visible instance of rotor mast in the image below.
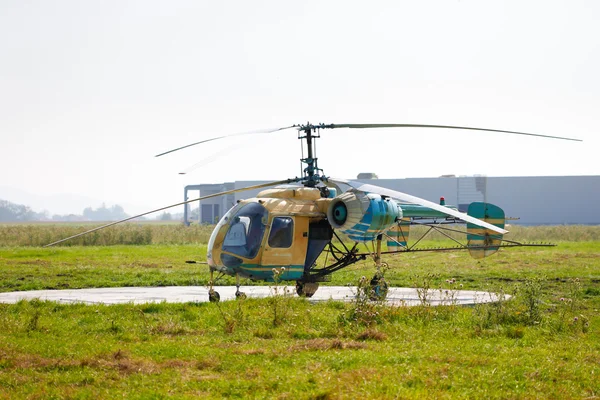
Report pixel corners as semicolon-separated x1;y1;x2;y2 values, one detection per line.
298;123;324;187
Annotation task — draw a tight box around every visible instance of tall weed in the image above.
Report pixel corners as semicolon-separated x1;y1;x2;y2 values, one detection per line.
338;276;387;327
268;268;293;327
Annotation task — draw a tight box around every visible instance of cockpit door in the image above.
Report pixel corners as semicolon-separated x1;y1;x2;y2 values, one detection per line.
261;216;309;268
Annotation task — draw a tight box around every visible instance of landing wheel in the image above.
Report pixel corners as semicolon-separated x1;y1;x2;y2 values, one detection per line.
369;275;389;301
209;289;220;303
234;273;246;300
296;281;319;298
235;291;247;300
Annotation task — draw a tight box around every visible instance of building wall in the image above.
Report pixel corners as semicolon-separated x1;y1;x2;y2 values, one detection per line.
485;176;600;225
189;176;600;225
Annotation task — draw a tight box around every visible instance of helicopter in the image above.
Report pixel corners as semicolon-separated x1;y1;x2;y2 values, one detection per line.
47;123;581;302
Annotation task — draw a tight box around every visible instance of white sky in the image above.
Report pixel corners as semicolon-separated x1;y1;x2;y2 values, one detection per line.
1;0;598;215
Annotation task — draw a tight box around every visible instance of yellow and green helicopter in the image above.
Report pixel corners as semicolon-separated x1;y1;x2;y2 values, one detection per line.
48;123;580;301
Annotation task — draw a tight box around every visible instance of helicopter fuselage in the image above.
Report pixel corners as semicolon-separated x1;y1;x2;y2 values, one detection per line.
205;184;437;283
205;183;504;285
207;187;331;282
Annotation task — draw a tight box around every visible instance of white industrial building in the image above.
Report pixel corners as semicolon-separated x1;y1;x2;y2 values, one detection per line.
184;175;600;226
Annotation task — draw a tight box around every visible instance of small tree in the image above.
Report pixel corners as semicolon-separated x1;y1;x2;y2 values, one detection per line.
159;212;172;221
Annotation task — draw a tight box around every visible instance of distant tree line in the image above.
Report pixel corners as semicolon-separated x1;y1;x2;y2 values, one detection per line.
0;199;131;222
82;203;128;221
0;199;47;222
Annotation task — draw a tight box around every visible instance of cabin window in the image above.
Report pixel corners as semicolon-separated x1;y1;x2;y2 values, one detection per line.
268;217;294;248
222;202;267;259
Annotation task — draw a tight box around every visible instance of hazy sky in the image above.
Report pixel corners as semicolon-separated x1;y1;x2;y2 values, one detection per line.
1;0;598;215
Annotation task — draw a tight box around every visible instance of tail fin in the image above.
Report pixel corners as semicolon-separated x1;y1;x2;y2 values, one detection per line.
467;202;505;259
386;218;411;251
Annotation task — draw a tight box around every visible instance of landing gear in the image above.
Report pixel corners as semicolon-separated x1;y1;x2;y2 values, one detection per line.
208;270;246;301
235;274;246;300
296;281;319;298
370;235;389;300
369;273;389;301
208;269;220;302
209;289;220;302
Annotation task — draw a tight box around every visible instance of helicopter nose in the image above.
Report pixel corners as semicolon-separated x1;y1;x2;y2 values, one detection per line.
207;249;216;267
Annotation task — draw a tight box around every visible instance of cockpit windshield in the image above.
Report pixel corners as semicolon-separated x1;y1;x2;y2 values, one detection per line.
222;202;268;259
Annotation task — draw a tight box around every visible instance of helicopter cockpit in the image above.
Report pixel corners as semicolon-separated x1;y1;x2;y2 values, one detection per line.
222;202;267;259
208;202;269;269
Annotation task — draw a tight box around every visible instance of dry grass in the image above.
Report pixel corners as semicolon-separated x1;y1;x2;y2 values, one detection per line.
0;223;215;246
356;328;388;341
1;350;160;375
290;339;368;351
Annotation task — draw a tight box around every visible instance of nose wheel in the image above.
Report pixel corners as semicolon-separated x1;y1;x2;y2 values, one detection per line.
209;289;220;302
296;281;319;298
235;274;247;299
208;269;220;302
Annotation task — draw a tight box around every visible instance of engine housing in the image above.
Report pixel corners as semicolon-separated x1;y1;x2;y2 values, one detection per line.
327;190;402;241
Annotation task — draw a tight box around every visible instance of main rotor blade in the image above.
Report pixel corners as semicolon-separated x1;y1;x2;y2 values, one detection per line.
44;179;294;247
322;123;582;142
178;141;243;175
330;178;509;235
155;125;296;157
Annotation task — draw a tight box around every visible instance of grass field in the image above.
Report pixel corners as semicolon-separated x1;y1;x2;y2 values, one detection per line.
0;225;599;399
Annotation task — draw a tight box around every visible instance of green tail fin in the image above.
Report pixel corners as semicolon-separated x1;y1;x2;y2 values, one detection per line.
467;202;505;259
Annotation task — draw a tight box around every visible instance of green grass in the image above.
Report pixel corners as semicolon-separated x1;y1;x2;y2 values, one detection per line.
0;245;211;292
0;226;599;398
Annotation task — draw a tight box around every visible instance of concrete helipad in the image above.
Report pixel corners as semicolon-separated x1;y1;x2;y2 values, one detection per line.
0;286;505;306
